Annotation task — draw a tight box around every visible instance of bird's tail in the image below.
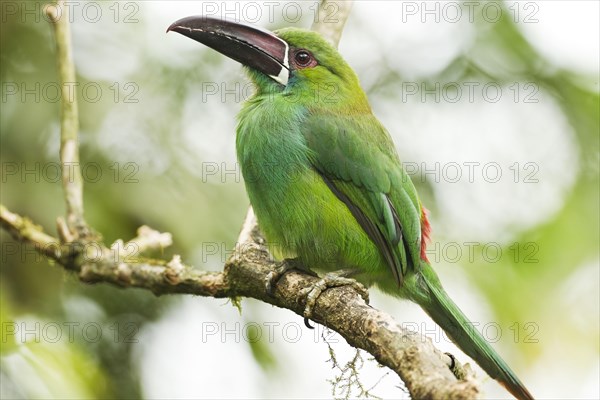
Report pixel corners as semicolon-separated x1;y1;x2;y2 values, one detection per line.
417;267;534;400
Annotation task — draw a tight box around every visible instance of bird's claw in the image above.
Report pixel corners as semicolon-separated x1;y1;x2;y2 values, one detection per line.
265;262;292;297
299;270;369;322
265;258;316;297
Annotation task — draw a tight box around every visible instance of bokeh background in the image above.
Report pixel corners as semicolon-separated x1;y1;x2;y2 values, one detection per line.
1;1;598;398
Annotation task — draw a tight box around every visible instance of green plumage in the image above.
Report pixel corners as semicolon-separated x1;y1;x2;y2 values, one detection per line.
167;13;534;396
235;28;533;400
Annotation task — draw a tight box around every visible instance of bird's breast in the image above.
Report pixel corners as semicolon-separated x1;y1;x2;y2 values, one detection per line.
235;99;383;272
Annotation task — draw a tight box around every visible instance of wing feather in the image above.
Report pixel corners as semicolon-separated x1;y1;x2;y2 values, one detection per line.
302;113;423;285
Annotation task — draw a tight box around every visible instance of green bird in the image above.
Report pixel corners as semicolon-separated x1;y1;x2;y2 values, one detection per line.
168;16;534;400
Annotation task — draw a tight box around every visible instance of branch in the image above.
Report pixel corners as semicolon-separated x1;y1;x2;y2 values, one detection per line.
1;204;478;399
1;1;482;399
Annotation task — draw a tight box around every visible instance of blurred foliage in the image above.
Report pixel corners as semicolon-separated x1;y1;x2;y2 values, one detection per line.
460;5;599;357
1;1;598;398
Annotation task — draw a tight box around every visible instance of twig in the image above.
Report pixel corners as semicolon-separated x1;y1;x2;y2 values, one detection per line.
1;204;62;261
109;225;173;260
45;1;86;237
311;0;354;47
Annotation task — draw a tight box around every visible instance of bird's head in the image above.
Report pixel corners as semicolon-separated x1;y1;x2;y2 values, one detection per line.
168;16;369;110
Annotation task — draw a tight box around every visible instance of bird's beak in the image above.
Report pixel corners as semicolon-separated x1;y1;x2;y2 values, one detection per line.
167;16;290;86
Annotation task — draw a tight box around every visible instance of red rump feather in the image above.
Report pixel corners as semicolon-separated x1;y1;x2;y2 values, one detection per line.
420;206;431;261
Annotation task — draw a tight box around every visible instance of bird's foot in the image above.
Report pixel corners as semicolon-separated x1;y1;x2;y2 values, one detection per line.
265;258;316;297
299;269;369;325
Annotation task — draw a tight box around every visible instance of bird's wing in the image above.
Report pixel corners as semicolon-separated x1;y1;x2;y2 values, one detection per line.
302;113;423;285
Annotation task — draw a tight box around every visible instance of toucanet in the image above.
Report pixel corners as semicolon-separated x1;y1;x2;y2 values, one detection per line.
168;16;534;400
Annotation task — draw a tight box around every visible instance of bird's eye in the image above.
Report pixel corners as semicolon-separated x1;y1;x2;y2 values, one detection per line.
294;50;313;67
